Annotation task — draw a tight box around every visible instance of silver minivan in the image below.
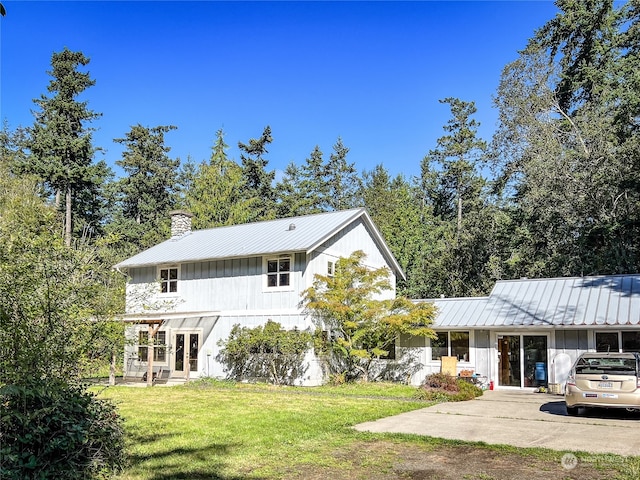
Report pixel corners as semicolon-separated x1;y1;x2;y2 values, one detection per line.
565;352;640;416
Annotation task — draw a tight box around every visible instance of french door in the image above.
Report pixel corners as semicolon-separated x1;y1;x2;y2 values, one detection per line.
173;332;200;378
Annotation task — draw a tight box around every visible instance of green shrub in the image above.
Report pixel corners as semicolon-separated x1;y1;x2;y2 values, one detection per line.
217;320;312;385
414;374;483;402
453;378;484;400
0;379;125;480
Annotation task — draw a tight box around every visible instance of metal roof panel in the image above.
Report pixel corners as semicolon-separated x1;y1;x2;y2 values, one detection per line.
114;209;403;278
424;275;640;329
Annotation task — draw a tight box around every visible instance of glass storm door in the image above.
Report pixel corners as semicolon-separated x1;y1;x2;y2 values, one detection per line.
173;333;199;377
498;335;521;387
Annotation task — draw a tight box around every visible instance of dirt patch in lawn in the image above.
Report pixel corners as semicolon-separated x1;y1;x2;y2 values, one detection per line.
285;440;617;480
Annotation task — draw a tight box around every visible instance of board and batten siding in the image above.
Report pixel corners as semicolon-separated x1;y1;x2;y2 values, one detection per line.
126;253;308;313
310;217;397;296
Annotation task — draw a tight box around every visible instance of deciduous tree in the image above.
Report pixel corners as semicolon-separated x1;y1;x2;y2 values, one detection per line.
301;250;436;382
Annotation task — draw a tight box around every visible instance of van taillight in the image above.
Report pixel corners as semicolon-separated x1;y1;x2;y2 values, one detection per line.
567;374;576;387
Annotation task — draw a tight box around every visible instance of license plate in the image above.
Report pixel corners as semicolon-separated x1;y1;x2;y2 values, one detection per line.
598;382;613;389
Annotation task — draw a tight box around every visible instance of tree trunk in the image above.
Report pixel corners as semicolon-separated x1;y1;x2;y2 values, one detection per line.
109;350;116;386
65;186;72;247
457;195;462;239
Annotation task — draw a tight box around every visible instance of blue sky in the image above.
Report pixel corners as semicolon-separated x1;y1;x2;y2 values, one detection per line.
1;1;559;180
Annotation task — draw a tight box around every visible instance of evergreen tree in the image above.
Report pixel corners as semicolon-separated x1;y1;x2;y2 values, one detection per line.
275;162;306;218
360;165;429;297
0;122;29;173
419;98;493;296
325;137;362;211
109;124;179;249
491;0;640;277
275;145;329;217
187;129;259;228
27;48;104;246
421;98;487;240
238;126;276;220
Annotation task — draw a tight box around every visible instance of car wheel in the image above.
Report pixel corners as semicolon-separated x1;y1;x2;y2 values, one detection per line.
566;405;579;416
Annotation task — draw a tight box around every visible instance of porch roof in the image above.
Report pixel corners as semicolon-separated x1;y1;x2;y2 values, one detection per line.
426;274;640;329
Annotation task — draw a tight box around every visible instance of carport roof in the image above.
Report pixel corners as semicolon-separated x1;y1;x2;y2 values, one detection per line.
426;274;640;329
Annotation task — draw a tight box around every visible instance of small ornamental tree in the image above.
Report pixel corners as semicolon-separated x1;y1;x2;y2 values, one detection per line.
217;320;312;385
301;250;437;382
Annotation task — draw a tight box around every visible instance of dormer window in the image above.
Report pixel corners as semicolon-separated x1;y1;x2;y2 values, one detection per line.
266;256;291;288
159;267;178;293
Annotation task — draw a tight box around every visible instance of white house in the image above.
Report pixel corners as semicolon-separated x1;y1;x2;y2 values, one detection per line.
410;275;640;391
116;208;640;390
114;208;404;386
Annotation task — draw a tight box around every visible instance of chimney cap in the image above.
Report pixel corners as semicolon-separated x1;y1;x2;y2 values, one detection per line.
169;210;193;218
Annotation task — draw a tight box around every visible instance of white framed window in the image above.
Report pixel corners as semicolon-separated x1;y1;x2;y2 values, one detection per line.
265;256;291;289
431;331;470;362
327;260;335;277
159;266;178;294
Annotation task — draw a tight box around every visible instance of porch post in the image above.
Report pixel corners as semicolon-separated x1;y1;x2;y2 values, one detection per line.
146;324;155;387
186;351;190;383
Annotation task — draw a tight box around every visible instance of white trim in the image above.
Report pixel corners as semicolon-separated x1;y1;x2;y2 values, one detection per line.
493;331;551;389
305;209;406;281
262;254;295;292
158;265;180;295
427;330;473;364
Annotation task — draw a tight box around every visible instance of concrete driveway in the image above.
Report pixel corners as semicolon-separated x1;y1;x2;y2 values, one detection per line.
354;390;640;456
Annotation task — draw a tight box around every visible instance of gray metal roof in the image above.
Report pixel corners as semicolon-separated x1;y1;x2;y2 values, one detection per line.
428;275;640;329
114;208;404;279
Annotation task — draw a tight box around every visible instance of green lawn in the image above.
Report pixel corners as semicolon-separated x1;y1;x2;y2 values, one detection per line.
98;382;640;480
99;382;425;479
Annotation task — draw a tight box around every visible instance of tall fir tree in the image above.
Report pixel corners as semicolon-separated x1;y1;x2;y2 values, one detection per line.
238;126;276;221
420;98;493;296
187;129;259;228
109;124;179;249
27;48;106;246
275;145;329;217
491;0;640;277
325;137;362;211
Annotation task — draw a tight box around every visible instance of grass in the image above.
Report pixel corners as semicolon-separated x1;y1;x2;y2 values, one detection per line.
190;377;420;398
97;382;640;480
99;382;426;479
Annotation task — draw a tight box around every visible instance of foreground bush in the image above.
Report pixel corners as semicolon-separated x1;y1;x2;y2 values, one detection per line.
0;379;125;479
415;373;483;402
217;320;311;385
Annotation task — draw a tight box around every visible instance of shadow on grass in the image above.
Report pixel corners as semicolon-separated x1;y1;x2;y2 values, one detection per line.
126;435;265;480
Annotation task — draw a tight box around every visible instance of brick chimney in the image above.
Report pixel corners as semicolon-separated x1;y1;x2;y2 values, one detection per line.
170;210;193;238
